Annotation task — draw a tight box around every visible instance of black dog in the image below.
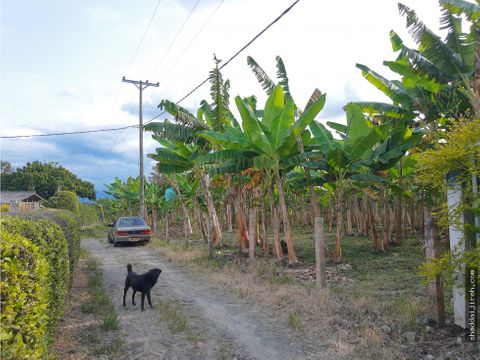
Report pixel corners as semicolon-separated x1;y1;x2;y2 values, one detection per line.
123;264;162;311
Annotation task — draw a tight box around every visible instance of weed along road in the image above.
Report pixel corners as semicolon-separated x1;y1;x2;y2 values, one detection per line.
82;238;328;360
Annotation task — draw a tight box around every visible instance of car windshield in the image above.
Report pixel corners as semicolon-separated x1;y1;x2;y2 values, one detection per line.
117;217;147;227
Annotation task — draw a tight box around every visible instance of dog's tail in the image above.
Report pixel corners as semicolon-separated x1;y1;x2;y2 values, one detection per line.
127;264;133;272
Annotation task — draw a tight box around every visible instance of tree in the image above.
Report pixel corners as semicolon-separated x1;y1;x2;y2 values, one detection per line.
198;84;326;264
306;104;421;262
145;57;242;246
0;161;95;200
355;1;479;126
0;161;12;173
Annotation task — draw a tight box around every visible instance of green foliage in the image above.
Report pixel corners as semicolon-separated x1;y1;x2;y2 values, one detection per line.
79;203;101;227
355;1;477;126
14;210;81;284
0;204;10;212
0;231;50;359
1;216;70;335
420;247;480;289
0;161;95;200
0;161;12;173
418;119;480;190
45;190;80;215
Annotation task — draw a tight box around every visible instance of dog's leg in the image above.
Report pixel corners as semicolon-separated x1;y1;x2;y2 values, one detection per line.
147;290;153;308
141;293;146;311
132;290;137;305
123;286;129;307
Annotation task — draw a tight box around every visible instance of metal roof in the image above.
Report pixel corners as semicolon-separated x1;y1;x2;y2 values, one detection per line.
0;191;44;203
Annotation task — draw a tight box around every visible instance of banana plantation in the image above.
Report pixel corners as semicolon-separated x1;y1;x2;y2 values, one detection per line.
101;0;479;337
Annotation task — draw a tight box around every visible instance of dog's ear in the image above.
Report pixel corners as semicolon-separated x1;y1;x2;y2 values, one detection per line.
127;264;133;272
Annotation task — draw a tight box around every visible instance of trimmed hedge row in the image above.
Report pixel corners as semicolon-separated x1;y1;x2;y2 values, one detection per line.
1;230;50;359
12;209;81;284
0;209;81;359
2;217;70;329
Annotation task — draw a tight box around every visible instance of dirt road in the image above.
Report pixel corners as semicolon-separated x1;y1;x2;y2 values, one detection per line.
82;238;328;360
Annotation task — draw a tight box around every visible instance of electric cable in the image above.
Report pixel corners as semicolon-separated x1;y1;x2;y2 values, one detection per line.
1;0;302;139
148;0;202;79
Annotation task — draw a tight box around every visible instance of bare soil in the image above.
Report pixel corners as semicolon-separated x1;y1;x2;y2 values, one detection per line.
82;238;330;360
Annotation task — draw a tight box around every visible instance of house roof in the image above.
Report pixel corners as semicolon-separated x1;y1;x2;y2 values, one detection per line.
0;191;44;203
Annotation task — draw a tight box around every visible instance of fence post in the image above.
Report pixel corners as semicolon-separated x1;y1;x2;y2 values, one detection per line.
315;216;327;288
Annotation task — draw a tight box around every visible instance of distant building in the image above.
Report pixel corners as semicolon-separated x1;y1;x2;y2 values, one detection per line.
0;191;44;212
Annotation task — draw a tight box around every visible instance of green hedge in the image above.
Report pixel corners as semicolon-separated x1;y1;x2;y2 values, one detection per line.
45;191;80;215
0;231;50;359
11;210;81;283
1;217;70;332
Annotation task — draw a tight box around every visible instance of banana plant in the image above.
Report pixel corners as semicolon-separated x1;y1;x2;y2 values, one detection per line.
145;58;241;245
306;103;421;262
104;176;141;216
198;84;326;264
355;1;479;123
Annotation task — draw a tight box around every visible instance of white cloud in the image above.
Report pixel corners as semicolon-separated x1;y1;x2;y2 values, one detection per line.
0;0;448;191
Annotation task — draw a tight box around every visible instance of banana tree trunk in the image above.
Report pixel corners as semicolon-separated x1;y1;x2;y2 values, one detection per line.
346;205;353;236
232;186;249;252
152;207;157;233
274;168;298;265
261;196;269;255
165;210;169;243
226;202;233;232
167;178;193;235
248;204;255;259
368;198;379;251
199;171;222;244
268;183;282;260
381;185;390;251
192;194;207;242
332;173;344;263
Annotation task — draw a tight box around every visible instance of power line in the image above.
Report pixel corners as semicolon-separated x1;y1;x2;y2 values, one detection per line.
124;0;164;78
1;0;302;139
148;0;202;79
0;125;138;139
219;0;300;71
101;0;164;138
159;0;225;84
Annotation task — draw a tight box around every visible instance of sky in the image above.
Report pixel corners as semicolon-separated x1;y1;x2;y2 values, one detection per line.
0;0;444;198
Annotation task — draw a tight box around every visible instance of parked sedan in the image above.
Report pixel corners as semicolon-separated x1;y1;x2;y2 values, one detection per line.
108;217;152;246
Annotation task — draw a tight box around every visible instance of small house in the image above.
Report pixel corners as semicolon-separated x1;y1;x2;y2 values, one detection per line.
0;191;44;212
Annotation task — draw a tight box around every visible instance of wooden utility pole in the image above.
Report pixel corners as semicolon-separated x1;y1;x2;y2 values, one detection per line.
122;77;159;218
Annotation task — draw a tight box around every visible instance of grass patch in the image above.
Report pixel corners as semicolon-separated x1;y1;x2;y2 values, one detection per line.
80;223;108;239
82;254;119;331
156;299;189;333
287;310;304;332
151;225;443;358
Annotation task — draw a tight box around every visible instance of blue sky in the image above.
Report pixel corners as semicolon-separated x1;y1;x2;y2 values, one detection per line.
1;0;442;197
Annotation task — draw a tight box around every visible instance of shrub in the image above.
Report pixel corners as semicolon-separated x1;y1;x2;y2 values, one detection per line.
8;210;81;286
1;216;70;332
45;191;80;215
0;204;10;212
0;231;49;359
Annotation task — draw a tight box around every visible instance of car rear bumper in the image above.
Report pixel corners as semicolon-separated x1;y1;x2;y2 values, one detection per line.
114;235;151;244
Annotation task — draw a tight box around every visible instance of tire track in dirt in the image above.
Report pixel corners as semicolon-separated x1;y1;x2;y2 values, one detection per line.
82;238;328;360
